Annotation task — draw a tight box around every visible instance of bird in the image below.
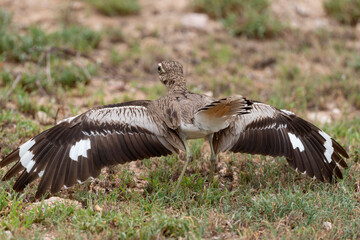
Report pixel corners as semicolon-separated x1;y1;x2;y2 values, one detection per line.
0;60;349;198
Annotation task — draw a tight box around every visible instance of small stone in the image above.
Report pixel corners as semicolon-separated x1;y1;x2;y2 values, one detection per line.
94;204;102;212
109;80;125;92
307;111;332;124
356;22;360;34
5;230;13;239
36;111;53;125
323;221;332;231
332;108;340;115
181;13;209;31
25;197;81;212
71;1;85;11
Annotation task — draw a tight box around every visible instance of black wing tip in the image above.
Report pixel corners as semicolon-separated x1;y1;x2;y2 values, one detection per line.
35;189;46;199
332;139;350;159
0;148;20;168
289;156;346;184
289;164;343;184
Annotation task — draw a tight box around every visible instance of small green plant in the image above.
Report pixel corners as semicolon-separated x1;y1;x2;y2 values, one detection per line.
52;63;96;88
0;8;11;31
1;71;13;85
324;0;360;26
15;89;38;115
51;25;102;52
0;25;49;62
193;0;283;38
0;11;102;62
347;54;360;72
86;0;140;16
106;28;125;43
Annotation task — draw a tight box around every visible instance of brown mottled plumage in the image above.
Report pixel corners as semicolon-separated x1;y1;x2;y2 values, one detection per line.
0;60;349;198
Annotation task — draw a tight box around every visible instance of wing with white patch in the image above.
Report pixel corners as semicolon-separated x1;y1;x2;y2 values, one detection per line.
213;101;349;182
0;100;184;198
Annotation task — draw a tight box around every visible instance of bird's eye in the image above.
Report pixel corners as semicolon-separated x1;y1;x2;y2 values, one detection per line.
158;64;165;74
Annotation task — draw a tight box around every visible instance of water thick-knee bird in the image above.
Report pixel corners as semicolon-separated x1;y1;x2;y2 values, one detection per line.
0;60;349;198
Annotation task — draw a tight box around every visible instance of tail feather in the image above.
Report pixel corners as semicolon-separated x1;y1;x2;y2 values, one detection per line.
197;96;251;118
195;96;252;133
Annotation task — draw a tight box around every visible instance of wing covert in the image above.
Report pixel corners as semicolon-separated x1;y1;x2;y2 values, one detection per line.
0;100;184;198
213;101;349;182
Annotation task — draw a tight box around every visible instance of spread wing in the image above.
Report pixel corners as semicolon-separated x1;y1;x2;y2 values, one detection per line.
213;101;349;182
1;100;184;198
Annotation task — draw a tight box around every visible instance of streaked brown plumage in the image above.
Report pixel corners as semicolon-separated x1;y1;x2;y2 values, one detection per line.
0;60;349;198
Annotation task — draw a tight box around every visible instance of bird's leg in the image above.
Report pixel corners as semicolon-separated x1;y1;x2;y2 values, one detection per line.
208;134;217;183
176;138;191;190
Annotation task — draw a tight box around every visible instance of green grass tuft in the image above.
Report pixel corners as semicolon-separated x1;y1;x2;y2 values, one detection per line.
52;63;96;88
324;0;360;26
193;0;283;38
0;10;102;62
85;0;140;16
0;26;49;62
51;25;102;52
0;8;11;32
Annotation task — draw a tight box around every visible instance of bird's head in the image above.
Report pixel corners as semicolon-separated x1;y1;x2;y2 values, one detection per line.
158;60;187;92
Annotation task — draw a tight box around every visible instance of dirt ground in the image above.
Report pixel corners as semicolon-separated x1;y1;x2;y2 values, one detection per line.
1;1;356;84
2;0;358;109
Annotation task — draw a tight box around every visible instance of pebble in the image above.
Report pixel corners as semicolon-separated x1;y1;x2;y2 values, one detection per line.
323;221;332;231
5;231;13;239
181;13;209;31
94;204;103;212
36;111;53;125
25;197;82;212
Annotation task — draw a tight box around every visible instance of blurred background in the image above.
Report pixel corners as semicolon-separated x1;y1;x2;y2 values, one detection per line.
0;0;359;238
0;0;359;123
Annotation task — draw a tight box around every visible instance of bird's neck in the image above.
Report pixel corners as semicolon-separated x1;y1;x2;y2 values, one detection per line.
168;76;188;93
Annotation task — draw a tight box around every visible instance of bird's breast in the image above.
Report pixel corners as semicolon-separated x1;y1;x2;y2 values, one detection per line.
179;121;212;139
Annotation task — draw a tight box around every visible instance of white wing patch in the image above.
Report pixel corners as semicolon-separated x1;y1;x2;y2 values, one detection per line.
69;139;91;161
319;130;334;163
38;170;45;177
20;151;35;172
19;139;36;157
19;139;36;172
288;132;305;152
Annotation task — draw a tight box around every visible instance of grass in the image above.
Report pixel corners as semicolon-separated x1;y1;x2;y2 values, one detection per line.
324;0;360;26
0;10;101;62
51;25;102;52
1;2;360;239
192;0;283;38
0;85;359;239
53;62;96;88
0;8;99;116
85;0;140;16
0;124;359;239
